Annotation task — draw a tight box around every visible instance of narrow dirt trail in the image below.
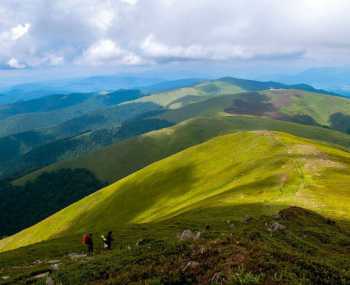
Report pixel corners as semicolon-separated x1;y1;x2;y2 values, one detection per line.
266;132;306;197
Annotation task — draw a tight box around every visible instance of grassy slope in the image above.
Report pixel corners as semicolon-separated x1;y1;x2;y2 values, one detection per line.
0;102;163;179
5;81;350;181
123;80;243;109
148;81;350;127
265;89;350;125
2;131;350;253
16;115;350;186
0;90;146;138
157;87;350;128
1;206;349;285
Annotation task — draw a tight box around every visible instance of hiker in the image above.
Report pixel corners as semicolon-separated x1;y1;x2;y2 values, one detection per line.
101;231;114;250
82;233;94;256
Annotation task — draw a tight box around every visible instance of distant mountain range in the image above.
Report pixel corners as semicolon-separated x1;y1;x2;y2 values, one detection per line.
2;77;350;182
1;75;350;284
275;66;350;97
0;75;164;104
0;73;339;105
3;130;350;256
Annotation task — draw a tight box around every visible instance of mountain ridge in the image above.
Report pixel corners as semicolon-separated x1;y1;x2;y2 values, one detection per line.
2;130;350;253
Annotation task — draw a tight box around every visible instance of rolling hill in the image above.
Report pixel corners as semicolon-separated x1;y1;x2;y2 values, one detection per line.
2;77;350;181
0;76;164;104
0;77;346;139
123;77;336;111
0;169;106;237
0;79;244;178
0;89;147;137
264;89;350;126
154;86;350;130
1;118;172;180
0;102;165;179
126;80;244;109
2;130;350;253
6;115;350;237
16;114;350;186
9;79;350;180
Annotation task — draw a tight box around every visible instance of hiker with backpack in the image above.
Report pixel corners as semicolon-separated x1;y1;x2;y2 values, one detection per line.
101;231;114;250
82;233;94;256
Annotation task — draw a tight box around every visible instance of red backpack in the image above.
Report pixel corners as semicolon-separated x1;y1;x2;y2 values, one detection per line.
81;234;90;244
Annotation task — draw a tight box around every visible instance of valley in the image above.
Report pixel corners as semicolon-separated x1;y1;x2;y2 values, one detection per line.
1;77;350;285
2;2;350;283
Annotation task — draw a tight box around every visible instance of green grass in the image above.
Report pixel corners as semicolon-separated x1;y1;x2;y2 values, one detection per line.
3;131;350;253
0;206;349;284
265;89;350;125
16;114;350;186
123;80;244;109
125;79;350;128
146;80;350;128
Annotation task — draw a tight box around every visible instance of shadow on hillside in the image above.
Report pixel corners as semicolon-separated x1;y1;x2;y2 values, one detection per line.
57;150;292;236
161;202;350;228
57;145;350;238
158;202;289;226
58;163;198;236
155;176;295;223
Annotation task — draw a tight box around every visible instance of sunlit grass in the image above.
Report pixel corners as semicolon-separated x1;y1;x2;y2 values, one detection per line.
2;130;350;253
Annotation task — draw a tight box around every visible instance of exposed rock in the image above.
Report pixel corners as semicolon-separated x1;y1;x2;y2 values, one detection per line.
1;276;10;280
135;238;152;247
199;247;207;255
195;231;202;240
68;253;87;260
180;229;192;240
47;259;60;264
248;231;263;241
243;215;254;224
178;229;201;241
211;272;226;284
46;276;55;285
182;261;200;272
266;222;286;233
33;272;50;279
272;213;281;220
50;263;60;271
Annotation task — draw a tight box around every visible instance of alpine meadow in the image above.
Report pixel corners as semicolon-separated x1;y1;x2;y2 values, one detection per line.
1;1;350;285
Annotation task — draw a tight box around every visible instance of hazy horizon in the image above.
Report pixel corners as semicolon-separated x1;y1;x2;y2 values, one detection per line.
1;0;350;89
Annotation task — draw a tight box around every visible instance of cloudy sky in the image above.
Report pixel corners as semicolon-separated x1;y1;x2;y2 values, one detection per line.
0;0;349;83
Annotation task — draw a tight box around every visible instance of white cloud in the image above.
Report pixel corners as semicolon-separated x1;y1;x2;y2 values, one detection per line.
121;53;144;65
140;34;301;62
141;34;212;60
11;23;31;40
90;9;115;31
121;0;138;6
7;58;26;69
84;39;123;62
47;54;64;66
1;0;350;70
0;23;31;49
78;38;144;66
